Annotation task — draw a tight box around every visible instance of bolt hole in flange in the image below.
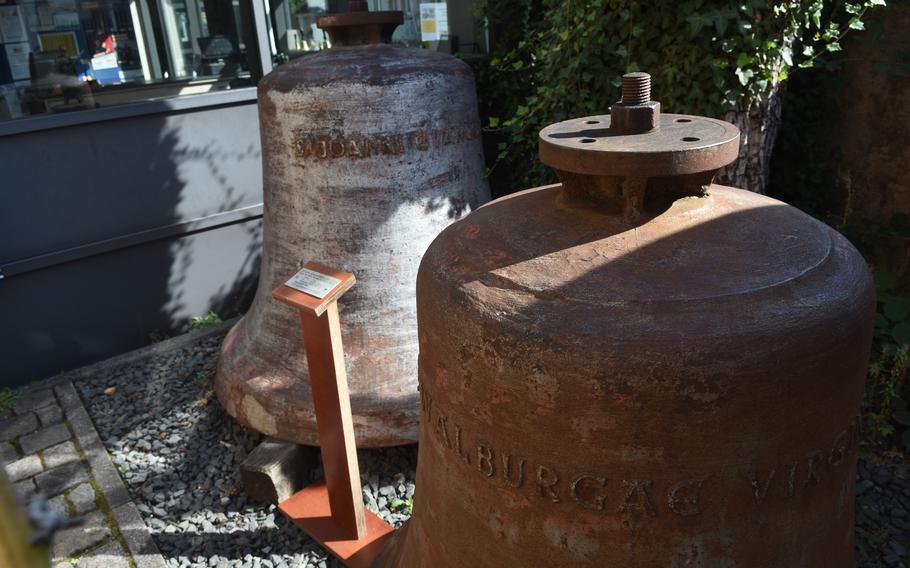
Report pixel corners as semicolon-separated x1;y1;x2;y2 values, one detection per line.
682;137;700;142
585;120;599;124
676;118;692;123
580;138;597;143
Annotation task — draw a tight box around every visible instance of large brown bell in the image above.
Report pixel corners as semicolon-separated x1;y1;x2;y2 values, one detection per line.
214;4;490;447
374;73;873;566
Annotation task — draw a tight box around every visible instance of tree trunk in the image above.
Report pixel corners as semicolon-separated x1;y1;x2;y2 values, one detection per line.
718;83;785;194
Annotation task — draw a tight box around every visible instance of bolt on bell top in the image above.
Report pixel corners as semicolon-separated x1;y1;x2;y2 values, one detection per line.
375;72;874;566
214;5;490;448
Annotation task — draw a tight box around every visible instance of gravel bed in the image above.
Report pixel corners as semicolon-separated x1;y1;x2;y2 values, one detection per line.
77;334;417;568
857;457;910;567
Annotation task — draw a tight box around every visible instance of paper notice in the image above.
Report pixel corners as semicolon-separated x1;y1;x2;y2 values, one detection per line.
420;2;448;42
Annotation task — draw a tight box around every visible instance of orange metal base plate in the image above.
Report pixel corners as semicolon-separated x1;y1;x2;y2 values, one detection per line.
278;481;395;568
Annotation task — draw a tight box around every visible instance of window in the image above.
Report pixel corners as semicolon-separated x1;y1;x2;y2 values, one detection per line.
0;0;258;122
266;0;421;64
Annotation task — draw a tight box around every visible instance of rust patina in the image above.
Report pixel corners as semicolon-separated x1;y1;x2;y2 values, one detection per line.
375;74;874;566
214;6;490;447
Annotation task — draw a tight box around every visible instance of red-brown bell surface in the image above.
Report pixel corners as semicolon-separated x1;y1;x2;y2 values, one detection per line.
215;45;490;447
376;182;874;566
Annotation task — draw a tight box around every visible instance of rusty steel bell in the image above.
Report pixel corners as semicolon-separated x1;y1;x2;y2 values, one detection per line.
374;73;874;566
214;4;490;447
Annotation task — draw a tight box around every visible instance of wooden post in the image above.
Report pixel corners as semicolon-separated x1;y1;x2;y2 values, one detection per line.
299;300;366;539
272;262;395;567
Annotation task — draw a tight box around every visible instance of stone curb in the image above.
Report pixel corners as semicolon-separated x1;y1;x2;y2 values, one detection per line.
55;381;167;568
28;317;238;391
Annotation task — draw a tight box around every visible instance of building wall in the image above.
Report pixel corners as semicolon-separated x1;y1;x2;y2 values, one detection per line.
0;98;263;385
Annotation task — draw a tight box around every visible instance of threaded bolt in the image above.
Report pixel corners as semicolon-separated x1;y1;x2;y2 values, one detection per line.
621;72;651;106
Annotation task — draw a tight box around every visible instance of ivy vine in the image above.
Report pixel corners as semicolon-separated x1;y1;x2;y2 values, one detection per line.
473;0;886;194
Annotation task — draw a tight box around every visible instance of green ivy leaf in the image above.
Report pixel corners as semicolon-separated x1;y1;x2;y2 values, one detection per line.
780;46;793;67
735;67;754;86
488;117;500;128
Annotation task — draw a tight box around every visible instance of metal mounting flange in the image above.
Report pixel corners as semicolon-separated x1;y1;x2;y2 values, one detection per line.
539;113;740;178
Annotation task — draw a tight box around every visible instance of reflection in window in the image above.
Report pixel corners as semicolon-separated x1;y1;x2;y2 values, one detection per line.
267;0;420;64
0;0;256;122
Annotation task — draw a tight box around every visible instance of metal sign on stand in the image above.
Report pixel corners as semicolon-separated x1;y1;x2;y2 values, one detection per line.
272;262;394;568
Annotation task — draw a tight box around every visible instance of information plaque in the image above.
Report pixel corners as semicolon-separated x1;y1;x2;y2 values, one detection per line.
286;267;342;299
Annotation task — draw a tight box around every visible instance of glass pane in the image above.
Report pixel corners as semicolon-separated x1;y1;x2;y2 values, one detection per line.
267;0;422;65
0;0;257;123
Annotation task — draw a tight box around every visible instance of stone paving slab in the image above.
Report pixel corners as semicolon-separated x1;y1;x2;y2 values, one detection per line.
2;379;168;568
21;422;72;454
35;460;90;496
44;440;80;469
52;510;111;560
77;540;131;568
0;412;38;440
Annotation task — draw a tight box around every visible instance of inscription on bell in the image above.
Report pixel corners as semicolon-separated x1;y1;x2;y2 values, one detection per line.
293;126;480;161
421;388;861;519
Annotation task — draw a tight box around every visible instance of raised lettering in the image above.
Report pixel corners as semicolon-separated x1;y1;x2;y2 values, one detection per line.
619;480;656;517
455;425;471;464
570;474;608;511
667;479;703;516
413;130;429;151
329;139;345;158
366;136;383;157
829;430;848;467
536;464;560;503
806;451;824;487
382;134;404;155
502;454;525;488
434;414;451;449
786;462;798;497
477;443;495;477
748;469;776;504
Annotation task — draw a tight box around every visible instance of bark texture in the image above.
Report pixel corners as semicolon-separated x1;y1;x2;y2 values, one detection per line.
718;84;785;195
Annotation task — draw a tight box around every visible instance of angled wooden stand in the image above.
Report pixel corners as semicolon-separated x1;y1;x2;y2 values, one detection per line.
272;262;394;568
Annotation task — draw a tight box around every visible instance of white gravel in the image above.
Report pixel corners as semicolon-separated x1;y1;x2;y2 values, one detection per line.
77;334;417;568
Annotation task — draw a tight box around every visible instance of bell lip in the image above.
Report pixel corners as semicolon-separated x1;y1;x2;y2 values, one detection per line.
538;113;740;177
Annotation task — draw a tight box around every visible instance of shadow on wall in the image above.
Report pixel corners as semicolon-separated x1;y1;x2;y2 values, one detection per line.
157;121;263;331
0;103;263;386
